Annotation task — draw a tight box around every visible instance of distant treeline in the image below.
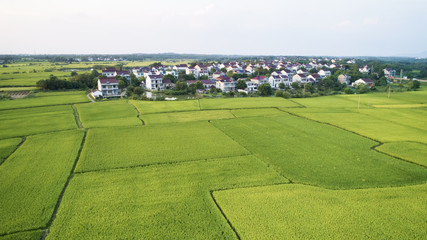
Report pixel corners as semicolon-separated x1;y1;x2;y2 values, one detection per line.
36;70;100;90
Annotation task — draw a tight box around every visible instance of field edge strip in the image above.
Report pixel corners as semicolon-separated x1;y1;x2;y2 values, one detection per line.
71;105;83;129
209;190;241;240
41;129;88;240
0;227;44;238
127;101;145;125
0;136;26;166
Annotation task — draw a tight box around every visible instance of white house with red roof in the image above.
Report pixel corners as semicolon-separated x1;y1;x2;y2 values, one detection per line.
292;74;308;84
269;75;289;89
251;76;269;85
307;74;322;83
97;77;119;97
383;68;396;78
318;69;331;78
216;76;236;92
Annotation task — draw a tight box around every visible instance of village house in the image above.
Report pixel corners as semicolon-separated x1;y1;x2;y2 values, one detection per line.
307;74;322;83
251;76;269;85
145;75;164;90
102;67;117;77
269;75;288;89
352;78;374;87
383;68;396;78
216;76;236;92
292;74;308;83
97;77;119;97
359;65;370;74
173;64;188;73
337;74;351;85
318;69;331;78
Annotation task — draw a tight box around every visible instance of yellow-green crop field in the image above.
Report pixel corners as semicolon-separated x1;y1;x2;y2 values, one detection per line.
0;84;426;239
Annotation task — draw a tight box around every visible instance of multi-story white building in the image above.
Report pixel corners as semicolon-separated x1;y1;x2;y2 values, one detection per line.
97;78;119;97
318;69;331;78
216;76;236;92
269;75;288;89
383;68;396;78
145;75;164;90
337;74;351;85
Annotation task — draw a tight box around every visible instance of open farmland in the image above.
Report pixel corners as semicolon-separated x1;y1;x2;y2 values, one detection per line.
199;97;299;110
142;109;235;125
47;155;287;239
0;86;426;239
377;142;427;167
0;130;83;235
0;105;77;139
76;121;250;172
129;99;200;114
211;115;427;189
214;183;427;239
0;138;22;164
0;91;89;110
76;101;141;128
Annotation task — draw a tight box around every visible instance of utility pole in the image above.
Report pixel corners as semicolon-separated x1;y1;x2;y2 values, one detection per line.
388;85;391;98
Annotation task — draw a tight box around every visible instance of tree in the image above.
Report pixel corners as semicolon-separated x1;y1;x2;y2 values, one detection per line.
355;84;370;94
257;83;272;96
71;71;78;77
220;68;227;73
291;82;300;90
408;80;420;90
163;74;177;83
175;81;187;91
133;86;144;95
236;79;247;89
195;81;204;89
188;83;197;94
126;86;135;97
279;82;285;90
130;73;141;87
118;80;127;90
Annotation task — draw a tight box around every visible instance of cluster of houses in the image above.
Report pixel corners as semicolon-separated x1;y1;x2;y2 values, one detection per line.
91;60;396;98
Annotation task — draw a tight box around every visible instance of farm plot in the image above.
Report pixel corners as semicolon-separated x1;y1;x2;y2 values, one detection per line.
0;130;84;236
142;110;235;125
199;97;299;110
129;99;200;114
288;111;427;144
0;91;89;110
47;155;287;239
214;183;427;239
0;105;77;139
76;121;249;172
211;115;427;189
0;230;44;240
377;142;427;167
0;138;22;164
76;101;141;128
0;71;70;87
231;108;286;118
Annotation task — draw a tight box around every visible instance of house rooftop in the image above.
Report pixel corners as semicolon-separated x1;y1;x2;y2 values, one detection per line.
99;78;118;84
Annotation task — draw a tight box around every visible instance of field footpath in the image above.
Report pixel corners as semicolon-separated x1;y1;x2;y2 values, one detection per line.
41;130;88;240
127;101;145;125
0;137;26;166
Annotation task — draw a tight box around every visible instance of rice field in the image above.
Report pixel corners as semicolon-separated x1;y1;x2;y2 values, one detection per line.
76;101;141;128
211;115;427;189
0;130;84;235
130;99;200;114
0;84;426;239
76;122;250;172
47;155;287;239
0;91;89;110
377;141;427;167
142;109;235;125
0;138;22;164
0;105;77;139
214;183;427;239
199;97;299;110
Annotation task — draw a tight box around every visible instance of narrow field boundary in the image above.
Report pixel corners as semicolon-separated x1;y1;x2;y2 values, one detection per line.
0;102;90;112
0;227;44;238
209;190;241;240
127;101;145;125
277;108;427;169
42;129;88;240
75;153;253;175
71;105;83;129
0;136;26;166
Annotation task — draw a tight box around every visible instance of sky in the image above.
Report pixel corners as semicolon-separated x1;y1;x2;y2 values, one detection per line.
0;0;426;56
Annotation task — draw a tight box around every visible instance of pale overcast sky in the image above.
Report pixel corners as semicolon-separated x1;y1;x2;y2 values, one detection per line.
0;0;426;56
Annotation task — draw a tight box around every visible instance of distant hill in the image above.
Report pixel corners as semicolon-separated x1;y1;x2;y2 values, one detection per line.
396;50;427;58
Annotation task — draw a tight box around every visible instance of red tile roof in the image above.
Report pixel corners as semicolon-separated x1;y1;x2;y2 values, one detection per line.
99;78;118;84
